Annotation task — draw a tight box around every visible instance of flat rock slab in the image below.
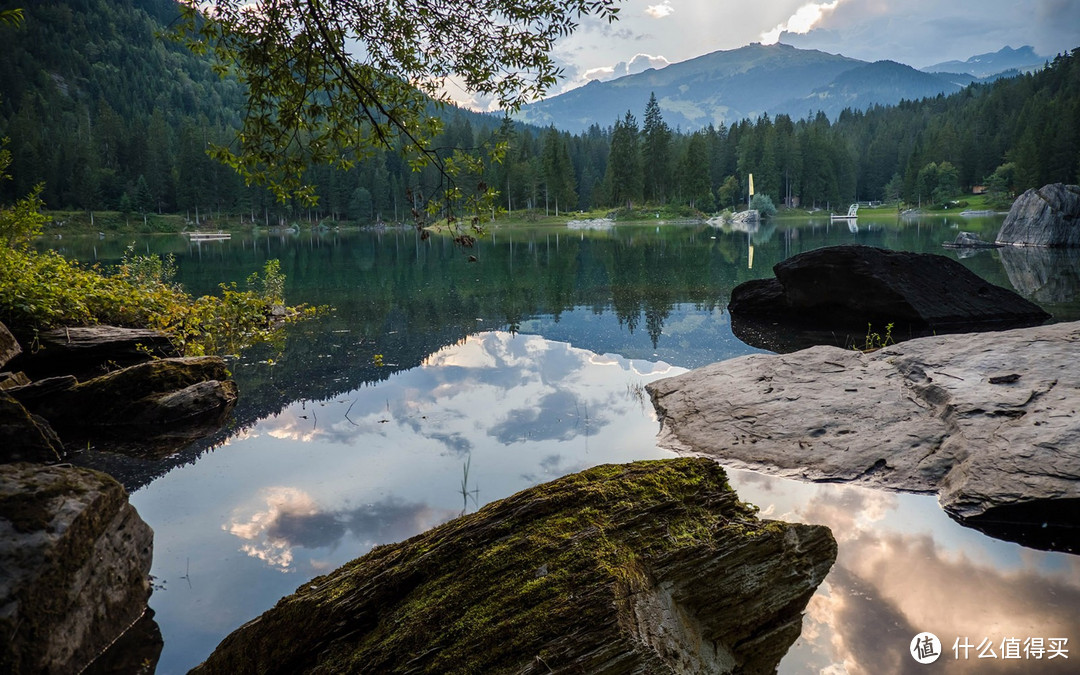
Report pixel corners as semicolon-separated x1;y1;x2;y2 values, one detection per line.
190;459;836;675
0;463;154;674
648;322;1080;552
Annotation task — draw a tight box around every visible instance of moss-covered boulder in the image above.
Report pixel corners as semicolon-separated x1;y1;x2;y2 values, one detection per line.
0;463;154;674
191;458;836;675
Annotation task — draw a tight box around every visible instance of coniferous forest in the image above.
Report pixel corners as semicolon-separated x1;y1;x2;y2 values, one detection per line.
1;0;1078;223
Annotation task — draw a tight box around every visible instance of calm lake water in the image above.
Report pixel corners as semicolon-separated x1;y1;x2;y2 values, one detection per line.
45;214;1080;673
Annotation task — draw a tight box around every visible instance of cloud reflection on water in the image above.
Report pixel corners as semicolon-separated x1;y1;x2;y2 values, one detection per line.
757;480;1080;673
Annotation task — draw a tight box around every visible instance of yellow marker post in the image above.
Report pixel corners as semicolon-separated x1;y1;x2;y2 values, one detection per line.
748;173;754;197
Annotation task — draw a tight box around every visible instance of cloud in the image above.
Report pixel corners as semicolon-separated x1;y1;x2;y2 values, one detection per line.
582;53;671;83
761;0;844;44
226;487;453;571
645;2;675;19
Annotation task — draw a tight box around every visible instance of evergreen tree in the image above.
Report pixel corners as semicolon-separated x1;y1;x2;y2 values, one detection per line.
603;111;642;209
641;93;672;204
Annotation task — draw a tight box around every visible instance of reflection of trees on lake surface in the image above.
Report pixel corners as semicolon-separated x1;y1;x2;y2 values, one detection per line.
55;218;1080;488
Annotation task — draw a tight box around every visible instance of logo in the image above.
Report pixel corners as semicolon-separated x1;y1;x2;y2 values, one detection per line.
911;632;942;664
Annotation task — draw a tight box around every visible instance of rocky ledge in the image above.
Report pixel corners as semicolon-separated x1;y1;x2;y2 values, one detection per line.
648;321;1080;553
191;458;836;675
0;463;155;674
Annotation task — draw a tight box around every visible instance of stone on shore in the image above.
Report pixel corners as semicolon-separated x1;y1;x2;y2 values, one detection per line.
0;393;62;463
7;325;178;381
996;183;1080;247
190;458;836;675
648;321;1080;552
0;463;154;674
25;356;237;439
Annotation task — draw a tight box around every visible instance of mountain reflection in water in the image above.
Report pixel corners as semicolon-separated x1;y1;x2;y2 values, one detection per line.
44;218;1079;673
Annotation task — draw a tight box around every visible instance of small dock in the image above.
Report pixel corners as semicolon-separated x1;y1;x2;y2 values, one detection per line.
830;204;859;220
186;232;232;241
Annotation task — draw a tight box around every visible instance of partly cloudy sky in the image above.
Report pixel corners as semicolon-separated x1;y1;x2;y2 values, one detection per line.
542;0;1080;95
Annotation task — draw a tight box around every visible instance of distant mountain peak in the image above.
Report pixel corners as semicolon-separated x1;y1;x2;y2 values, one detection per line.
921;45;1044;77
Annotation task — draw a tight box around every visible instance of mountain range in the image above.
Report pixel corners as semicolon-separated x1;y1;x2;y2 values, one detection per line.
514;43;1042;133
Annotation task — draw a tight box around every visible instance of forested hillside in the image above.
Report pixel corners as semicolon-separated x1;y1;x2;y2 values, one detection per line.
1;0;1077;221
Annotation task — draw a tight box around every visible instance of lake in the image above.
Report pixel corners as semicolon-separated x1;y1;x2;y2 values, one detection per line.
46;214;1080;673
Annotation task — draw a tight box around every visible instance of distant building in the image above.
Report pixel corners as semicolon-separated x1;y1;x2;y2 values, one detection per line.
972;185;988;194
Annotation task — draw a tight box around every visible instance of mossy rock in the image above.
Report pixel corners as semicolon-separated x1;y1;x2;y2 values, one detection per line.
191;458;836;674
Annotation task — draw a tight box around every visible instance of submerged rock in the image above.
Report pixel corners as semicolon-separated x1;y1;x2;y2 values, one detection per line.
0;463;154;674
190;458;836;675
648;321;1080;553
728;245;1049;352
996;183;1080;247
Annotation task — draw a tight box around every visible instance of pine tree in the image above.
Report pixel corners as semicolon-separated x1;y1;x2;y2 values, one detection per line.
642;93;672;204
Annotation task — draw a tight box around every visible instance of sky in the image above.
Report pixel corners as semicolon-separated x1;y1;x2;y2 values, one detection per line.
447;0;1080;109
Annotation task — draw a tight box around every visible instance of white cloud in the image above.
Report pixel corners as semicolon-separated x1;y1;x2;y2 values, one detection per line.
583;53;671;84
761;0;844;44
645;1;675;19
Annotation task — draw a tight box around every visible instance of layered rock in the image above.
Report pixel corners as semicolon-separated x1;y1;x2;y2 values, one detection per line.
0;463;154;674
7;325;177;381
728;245;1049;352
648;321;1080;552
14;356;237;455
996;183;1080;247
190;458;836;675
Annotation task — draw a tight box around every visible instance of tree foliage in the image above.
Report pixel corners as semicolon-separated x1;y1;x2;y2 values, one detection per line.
171;0;620;205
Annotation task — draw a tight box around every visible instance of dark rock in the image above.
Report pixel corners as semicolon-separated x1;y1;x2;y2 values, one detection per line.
0;393;62;463
0;463;154;674
6;325;178;381
996;183;1080;246
190;458;836;675
728;245;1049;352
4;375;78;409
648;321;1080;553
0;322;20;370
29;356;237;435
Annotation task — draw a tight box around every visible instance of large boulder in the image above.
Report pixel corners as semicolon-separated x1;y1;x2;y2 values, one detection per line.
0;393;62;463
728;245;1049;352
996;183;1080;246
6;325;178;381
648;321;1080;553
0;463;155;674
190;459;836;675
